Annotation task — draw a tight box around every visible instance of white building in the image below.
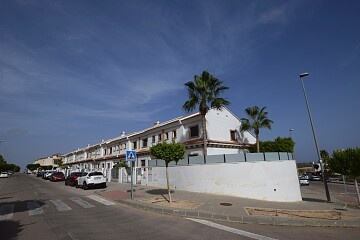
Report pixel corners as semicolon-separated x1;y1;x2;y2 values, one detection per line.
34;154;62;169
63;107;256;176
62;107;303;202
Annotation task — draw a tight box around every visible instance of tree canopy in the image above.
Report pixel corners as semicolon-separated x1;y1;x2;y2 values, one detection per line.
0;155;21;172
240;106;273;153
328;148;360;177
252;137;294;153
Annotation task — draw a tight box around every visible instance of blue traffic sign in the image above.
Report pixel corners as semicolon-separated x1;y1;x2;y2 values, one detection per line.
126;150;137;161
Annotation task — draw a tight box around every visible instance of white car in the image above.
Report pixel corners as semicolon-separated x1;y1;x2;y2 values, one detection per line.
76;171;107;190
299;178;309;186
312;175;321;181
43;170;56;180
0;172;8;178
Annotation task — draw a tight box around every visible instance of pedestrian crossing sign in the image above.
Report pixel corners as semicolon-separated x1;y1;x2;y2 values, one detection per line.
126;150;137;162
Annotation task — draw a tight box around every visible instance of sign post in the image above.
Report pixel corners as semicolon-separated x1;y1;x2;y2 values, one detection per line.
126;150;137;200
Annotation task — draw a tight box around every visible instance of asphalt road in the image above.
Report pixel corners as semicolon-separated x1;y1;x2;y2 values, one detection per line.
1;174;359;240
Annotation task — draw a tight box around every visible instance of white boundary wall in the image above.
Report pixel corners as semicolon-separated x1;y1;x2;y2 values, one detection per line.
142;160;302;202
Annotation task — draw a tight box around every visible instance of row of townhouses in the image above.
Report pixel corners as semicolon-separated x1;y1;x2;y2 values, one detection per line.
62;107;257;178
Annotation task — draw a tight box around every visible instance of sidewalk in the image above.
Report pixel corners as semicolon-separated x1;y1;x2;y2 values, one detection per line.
95;181;360;228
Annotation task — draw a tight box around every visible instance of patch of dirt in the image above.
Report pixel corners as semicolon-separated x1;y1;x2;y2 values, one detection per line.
140;197;202;209
245;207;359;220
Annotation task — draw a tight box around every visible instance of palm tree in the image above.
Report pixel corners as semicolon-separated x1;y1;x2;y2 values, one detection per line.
240;106;273;153
183;71;230;156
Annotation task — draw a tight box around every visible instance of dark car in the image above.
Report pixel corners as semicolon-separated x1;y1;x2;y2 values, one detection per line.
50;172;65;182
65;172;82;186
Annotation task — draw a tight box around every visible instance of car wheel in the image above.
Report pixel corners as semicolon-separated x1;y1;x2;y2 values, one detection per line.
102;183;107;188
83;181;88;190
75;182;79;188
65;181;68;186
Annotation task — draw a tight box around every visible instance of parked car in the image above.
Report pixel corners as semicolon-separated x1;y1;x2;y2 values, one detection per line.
77;171;107;190
299;177;310;186
65;172;82;186
0;172;8;178
43;170;56;180
312;175;321;181
50;172;65;182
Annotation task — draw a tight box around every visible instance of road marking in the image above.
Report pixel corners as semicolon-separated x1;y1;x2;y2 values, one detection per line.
67;232;79;240
86;195;115;206
27;202;44;216
49;199;72;211
187;218;279;240
69;197;95;208
0;204;14;220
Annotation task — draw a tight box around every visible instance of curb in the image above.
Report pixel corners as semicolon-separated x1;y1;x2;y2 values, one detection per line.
95;191;360;228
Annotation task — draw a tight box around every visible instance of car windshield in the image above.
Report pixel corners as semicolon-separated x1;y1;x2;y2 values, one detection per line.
89;172;103;177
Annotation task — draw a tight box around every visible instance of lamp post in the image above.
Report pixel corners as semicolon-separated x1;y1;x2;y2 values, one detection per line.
299;72;331;202
0;140;3;158
289;129;295;159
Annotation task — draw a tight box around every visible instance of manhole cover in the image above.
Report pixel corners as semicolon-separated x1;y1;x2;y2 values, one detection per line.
219;202;233;206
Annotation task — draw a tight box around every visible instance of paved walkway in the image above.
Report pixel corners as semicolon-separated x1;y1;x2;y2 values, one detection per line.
95;181;360;227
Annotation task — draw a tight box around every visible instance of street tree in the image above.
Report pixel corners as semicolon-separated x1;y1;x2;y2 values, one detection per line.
255;137;294;153
240;106;273;153
183;70;229;156
150;141;186;203
26;163;41;172
328;147;360;205
320;149;332;174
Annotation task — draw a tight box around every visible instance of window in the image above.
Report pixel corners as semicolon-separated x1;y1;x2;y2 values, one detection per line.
152;135;155;143
158;133;162;141
165;132;169;140
133;141;137;149
230;130;236;141
142;138;148;148
141;160;145;167
189;125;199;138
172;130;177;139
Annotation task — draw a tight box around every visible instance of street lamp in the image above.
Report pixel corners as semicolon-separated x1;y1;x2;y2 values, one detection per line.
299;72;331;202
0;140;3;155
289;129;295;159
289;129;294;138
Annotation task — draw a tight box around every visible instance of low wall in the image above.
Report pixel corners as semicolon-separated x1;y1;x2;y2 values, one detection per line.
141;160;302;202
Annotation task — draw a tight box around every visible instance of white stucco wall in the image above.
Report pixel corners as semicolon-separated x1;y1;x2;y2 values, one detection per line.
142;160;302;202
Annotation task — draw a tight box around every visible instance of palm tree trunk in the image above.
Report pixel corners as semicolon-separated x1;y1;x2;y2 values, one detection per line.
256;134;260;153
166;165;172;203
202;114;207;156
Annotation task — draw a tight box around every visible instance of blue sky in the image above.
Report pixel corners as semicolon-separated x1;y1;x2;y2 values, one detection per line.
0;0;359;170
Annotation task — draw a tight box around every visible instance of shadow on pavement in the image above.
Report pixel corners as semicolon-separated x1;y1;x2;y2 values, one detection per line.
146;189;175;195
0;220;22;240
302;197;328;203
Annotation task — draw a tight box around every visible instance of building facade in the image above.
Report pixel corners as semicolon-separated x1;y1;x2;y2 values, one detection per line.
62;107;256;177
34;154;62;169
